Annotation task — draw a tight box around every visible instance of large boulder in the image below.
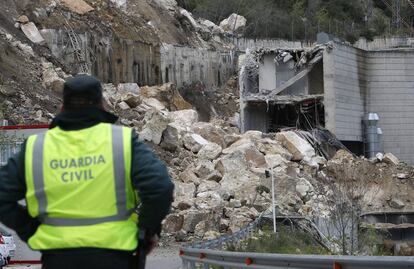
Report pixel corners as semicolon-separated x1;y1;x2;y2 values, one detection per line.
160;123;183;151
383;153;400;165
182;133;209;153
174;182;196;201
179;8;200;30
171;90;192;110
181;210;207;233
170;109;198;129
41;61;64;93
163;214;184;233
21;22;45;44
117;83;140;95
196;191;223;210
197;181;220;194
139;110;171;145
194;160;215;178
276;131;316;161
295;178;314;202
219;13;247;33
142;98;166;111
192;122;226;147
265;154;287;168
197;143;222;160
257;138;293;160
121;93;141;108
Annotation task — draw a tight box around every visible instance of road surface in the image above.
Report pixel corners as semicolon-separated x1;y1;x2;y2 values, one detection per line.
6;246;182;269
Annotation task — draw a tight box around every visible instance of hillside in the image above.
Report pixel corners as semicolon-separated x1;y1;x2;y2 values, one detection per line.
178;0;414;42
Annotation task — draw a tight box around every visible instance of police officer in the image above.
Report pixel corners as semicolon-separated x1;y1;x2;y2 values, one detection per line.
0;75;174;269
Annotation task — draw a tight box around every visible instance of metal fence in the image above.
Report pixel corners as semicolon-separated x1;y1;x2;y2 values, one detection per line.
0;142;23;166
180;247;414;269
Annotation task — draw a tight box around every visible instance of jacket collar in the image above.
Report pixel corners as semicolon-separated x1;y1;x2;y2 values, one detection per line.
50;108;118;131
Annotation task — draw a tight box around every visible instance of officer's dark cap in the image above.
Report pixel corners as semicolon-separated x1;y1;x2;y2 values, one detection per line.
63;75;103;109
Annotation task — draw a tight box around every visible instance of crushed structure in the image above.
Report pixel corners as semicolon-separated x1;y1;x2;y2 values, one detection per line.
240;33;414;164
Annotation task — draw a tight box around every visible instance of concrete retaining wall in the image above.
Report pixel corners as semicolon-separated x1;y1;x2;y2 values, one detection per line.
41;29;161;86
41;30;237;88
160;44;236;88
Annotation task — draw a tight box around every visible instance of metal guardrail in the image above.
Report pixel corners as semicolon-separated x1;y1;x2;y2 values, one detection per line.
187;212;266;250
180;247;414;269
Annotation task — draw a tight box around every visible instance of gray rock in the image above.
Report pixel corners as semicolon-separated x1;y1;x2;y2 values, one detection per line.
219;13;247;33
197;143;222;160
163;214;184;233
384;153;400;165
296;178;314;202
174;182;196;201
117;83;140;95
179;169;199;183
388;198;405;209
139;110;170;145
197;181;220;193
203;230;221;240
118;101;130;110
142;98;166;111
204;170;223;182
181;210;206;233
183;133;209;153
276;131;316;161
195;160;215;178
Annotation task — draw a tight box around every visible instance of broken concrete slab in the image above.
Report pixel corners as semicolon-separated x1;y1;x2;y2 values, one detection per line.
61;0;94;15
21;22;45;44
276;131;316;161
384;153;400;165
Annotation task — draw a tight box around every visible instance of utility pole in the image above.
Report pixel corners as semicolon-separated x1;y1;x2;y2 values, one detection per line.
265;169;277;235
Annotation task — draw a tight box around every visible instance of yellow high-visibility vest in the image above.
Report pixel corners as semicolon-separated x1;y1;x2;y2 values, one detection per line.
24;123;138;250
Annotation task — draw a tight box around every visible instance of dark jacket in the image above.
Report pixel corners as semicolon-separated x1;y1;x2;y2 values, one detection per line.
0;107;174;244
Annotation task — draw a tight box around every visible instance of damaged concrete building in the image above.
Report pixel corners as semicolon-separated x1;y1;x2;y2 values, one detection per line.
240;33;414;164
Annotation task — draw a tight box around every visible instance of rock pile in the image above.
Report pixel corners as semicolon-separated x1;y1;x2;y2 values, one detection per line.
100;83;414;242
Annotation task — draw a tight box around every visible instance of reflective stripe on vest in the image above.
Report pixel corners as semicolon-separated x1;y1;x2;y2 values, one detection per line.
31;125;132;226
